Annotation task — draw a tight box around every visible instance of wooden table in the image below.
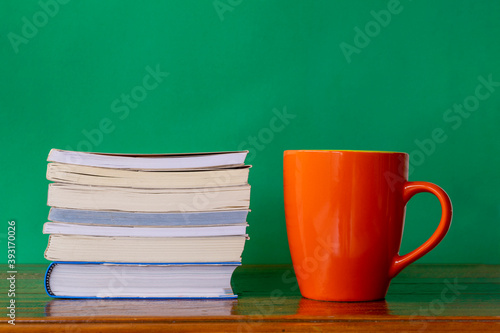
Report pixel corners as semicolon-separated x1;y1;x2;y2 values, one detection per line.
1;264;499;332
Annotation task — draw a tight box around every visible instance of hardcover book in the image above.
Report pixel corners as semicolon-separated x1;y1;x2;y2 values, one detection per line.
45;262;239;299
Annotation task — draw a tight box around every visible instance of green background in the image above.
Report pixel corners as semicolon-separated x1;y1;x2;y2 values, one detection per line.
1;0;499;265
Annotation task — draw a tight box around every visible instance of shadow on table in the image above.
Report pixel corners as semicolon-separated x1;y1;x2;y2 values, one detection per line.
295;298;390;316
45;298;238;317
233;296;390;316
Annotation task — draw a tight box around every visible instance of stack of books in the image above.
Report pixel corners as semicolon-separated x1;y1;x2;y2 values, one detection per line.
43;149;250;299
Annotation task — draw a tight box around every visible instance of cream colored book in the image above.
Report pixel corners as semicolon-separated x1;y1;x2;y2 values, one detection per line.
47;183;251;212
46;162;250;188
44;235;247;263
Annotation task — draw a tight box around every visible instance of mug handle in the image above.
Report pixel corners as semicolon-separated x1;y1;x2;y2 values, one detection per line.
389;181;453;279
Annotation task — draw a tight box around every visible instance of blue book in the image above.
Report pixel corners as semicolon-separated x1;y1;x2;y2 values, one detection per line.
45;262;240;299
48;208;249;226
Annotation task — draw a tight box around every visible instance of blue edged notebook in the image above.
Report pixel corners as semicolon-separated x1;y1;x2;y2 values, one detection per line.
45;262;240;299
48;208;249;226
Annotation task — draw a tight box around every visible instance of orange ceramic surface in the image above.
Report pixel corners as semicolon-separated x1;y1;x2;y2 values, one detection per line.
283;150;452;301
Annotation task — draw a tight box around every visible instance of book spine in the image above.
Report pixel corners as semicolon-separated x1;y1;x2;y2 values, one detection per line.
44;262;57;296
46;261;242;265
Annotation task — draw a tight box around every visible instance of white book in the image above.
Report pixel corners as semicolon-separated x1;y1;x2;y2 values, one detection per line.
48;149;248;170
43;222;248;237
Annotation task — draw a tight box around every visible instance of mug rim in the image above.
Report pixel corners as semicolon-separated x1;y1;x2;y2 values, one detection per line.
284;150;407;155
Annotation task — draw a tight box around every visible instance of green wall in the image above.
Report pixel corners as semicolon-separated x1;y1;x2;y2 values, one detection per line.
1;0;499;265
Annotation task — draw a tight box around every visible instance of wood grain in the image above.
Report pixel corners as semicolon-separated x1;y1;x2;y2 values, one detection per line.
1;264;499;332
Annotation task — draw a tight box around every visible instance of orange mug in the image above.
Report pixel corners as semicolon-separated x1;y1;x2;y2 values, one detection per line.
283;150;452;302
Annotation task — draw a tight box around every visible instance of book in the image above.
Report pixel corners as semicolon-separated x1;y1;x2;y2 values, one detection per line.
48;149;248;170
44;235;247;263
43;222;248;237
47;183;251;212
48;208;250;226
45;262;239;298
46;162;250;188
